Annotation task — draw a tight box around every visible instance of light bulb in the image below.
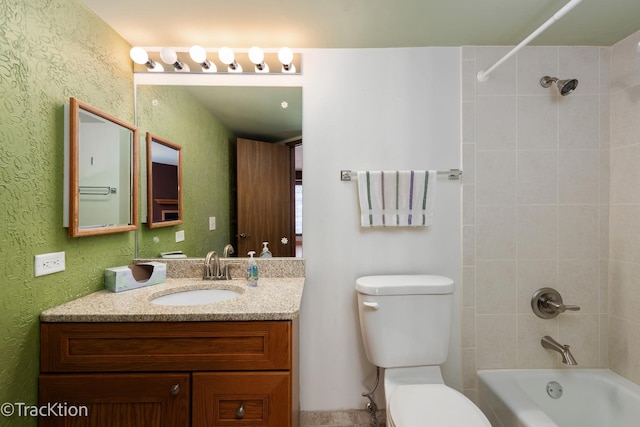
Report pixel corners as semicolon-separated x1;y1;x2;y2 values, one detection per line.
159;48;186;71
159;48;178;65
189;45;207;63
278;47;294;65
278;47;296;73
248;46;268;72
129;47;149;65
248;46;264;65
130;47;162;71
218;47;241;72
218;47;235;65
189;45;214;71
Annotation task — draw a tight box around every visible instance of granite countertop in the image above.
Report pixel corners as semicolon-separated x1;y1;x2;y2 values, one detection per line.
40;277;305;322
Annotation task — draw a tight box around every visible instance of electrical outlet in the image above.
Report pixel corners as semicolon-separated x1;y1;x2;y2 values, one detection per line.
34;251;66;277
175;230;185;242
209;216;216;231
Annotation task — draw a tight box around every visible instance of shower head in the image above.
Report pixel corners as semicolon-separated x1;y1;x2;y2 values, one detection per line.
540;76;578;96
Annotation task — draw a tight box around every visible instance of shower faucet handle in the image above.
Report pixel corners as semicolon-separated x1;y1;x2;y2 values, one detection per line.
545;299;580;313
531;287;581;319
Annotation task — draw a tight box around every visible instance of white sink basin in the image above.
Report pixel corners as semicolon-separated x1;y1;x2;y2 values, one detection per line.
150;288;242;306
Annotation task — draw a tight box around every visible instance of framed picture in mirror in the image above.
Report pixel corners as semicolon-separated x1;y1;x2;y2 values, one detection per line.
146;132;183;228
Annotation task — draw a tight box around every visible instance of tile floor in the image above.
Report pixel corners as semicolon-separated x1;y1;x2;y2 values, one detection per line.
300;410;386;427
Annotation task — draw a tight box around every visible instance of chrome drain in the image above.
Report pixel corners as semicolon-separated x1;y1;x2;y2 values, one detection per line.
546;381;563;399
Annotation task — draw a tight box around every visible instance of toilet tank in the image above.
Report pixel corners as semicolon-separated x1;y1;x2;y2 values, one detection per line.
356;275;454;368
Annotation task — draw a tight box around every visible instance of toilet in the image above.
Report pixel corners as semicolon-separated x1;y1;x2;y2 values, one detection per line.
356;275;490;427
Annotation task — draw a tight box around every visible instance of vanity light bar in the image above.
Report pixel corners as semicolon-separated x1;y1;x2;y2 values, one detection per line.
130;47;301;75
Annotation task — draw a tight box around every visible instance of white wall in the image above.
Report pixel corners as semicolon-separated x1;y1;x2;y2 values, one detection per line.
300;47;462;411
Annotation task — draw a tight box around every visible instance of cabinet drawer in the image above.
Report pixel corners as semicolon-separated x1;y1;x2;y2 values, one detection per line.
192;372;290;427
41;321;291;372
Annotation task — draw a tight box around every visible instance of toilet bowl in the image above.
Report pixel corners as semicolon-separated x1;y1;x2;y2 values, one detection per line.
383;366;490;427
356;275;490;426
388;384;490;427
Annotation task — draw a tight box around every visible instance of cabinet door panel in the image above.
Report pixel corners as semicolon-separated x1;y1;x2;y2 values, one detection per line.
193;372;290;427
38;373;189;427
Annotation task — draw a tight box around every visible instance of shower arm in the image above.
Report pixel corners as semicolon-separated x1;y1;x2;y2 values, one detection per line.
476;0;583;82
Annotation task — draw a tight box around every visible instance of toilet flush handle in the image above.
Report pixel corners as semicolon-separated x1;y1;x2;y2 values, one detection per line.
362;301;380;310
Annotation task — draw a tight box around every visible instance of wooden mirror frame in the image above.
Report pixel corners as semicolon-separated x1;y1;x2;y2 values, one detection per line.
146;132;183;228
67;98;139;237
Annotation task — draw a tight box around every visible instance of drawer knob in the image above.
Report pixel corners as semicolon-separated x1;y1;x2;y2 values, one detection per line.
236;404;245;419
170;384;180;396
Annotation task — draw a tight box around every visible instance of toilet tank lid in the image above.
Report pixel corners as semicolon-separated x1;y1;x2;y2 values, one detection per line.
355;275;454;296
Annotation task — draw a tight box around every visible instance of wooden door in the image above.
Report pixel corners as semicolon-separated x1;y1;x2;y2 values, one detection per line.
38;373;190;427
237;138;294;257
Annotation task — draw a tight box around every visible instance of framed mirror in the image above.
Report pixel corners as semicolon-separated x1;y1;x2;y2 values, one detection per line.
135;81;302;258
146;132;183;228
64;97;138;237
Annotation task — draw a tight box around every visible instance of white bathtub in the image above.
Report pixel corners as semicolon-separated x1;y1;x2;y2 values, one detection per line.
477;369;640;427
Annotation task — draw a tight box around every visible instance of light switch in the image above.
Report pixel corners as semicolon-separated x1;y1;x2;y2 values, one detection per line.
209;217;216;231
175;230;185;242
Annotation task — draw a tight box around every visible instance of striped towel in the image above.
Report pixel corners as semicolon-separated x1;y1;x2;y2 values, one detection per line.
357;170;437;227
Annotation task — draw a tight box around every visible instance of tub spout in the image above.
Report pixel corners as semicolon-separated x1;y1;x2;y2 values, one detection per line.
541;336;578;365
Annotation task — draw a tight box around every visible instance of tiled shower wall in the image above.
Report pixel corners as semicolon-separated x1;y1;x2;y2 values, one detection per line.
461;45;611;398
609;31;640;385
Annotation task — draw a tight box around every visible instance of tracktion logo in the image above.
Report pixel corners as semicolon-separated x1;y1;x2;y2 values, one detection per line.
1;402;88;418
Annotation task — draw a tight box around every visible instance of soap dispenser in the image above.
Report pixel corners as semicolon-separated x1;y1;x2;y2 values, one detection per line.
260;242;272;258
246;251;258;287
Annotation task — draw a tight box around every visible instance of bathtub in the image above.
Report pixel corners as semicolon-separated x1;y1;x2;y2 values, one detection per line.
477;369;640;427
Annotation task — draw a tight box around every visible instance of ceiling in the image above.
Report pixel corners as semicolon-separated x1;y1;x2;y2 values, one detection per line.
85;0;640;48
181;86;302;143
85;0;640;141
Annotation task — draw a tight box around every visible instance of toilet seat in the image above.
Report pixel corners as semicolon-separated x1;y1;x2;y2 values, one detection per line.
388;384;491;427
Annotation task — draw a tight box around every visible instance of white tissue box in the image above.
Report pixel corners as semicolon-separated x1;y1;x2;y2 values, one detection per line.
104;262;166;293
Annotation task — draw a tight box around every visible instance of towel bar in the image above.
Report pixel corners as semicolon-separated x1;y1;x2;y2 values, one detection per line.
79;186;117;195
340;169;462;181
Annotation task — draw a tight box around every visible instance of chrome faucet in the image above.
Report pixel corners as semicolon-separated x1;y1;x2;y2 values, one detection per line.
541;336;578;365
223;244;235;258
203;251;221;279
531;288;580;319
203;250;241;280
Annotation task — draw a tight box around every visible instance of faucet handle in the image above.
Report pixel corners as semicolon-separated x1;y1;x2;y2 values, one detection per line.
531;287;581;319
545;300;580;313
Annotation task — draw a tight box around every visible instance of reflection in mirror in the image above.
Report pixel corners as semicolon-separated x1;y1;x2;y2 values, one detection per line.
134;83;302;258
64;97;138;237
146;132;182;228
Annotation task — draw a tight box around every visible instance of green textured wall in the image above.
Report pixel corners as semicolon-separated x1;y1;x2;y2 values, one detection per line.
0;0;134;426
136;85;234;258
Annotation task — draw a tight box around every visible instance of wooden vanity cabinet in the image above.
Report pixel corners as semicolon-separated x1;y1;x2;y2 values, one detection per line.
39;320;298;427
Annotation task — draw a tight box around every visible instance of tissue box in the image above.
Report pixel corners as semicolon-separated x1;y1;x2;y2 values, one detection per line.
105;262;166;293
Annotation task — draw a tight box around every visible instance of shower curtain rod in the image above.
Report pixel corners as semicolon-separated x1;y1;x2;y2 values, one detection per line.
476;0;583;82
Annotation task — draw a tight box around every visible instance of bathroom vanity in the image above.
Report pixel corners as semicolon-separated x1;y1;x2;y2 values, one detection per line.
39;267;304;427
